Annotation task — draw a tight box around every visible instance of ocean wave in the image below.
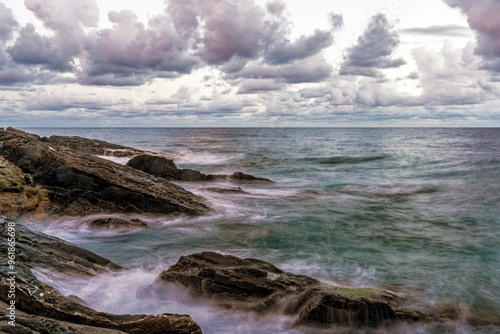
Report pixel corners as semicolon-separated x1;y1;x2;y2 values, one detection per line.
306;155;389;165
169;149;245;165
340;185;437;196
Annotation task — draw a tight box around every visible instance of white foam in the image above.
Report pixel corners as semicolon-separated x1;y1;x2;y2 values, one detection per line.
170;149;244;165
32;267;304;334
247;188;301;197
96;155;132;165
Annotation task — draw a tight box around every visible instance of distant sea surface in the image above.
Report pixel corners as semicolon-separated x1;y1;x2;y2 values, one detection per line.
23;128;500;333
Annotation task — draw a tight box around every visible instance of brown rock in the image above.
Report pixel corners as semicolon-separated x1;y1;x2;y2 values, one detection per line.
0;216;202;334
126;154;181;180
140;252;439;329
47;135;143;157
88;217;149;230
0;128;210;217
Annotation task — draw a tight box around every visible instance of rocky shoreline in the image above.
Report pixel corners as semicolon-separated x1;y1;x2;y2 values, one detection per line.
0;128;469;333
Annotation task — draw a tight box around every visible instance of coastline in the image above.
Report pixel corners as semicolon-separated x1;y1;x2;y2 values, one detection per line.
1;127;499;333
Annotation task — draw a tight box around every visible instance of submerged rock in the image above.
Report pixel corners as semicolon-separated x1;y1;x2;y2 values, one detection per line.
88;217;149;230
228;171;274;183
139;252;437;329
0;127;210;217
0;216;202;334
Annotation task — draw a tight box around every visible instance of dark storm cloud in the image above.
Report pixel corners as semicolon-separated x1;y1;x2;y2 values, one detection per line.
399;25;472;37
340;13;405;77
444;0;500;71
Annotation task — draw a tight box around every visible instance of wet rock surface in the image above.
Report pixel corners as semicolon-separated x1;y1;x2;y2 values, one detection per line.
46;135;144;157
140;252;439;329
199;187;248;194
88;217;149;230
126;154;274;183
0;127;209;217
0;216;202;334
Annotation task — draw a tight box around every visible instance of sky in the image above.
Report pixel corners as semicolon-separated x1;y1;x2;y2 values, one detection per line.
0;0;500;127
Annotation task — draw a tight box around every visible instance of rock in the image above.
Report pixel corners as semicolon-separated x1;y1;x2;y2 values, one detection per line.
126;154;181;180
179;169;213;182
228;171;274;183
126;153;273;183
0;128;210;217
199;187;248;194
0;156;50;218
140;252;439;329
47;135;143;157
88;217;149;230
0;300;129;334
0;216;202;334
1;216;124;278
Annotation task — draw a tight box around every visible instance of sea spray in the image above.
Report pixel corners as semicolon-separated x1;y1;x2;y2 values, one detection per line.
22;127;500;332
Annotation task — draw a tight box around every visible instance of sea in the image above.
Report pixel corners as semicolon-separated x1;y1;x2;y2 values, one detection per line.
21;127;500;333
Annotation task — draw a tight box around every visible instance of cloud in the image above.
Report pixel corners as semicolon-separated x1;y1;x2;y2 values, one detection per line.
80;9;199;85
0;4;32;85
237;79;286;94
444;0;500;71
328;13;344;31
340;13;405;77
264;30;333;65
399;25;472;37
8;0;99;72
0;3;17;41
1;0;338;87
231;54;333;84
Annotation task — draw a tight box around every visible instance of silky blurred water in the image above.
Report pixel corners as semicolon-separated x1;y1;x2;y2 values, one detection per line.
23;127;500;333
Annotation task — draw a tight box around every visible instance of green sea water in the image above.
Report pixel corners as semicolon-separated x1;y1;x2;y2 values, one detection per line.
23;128;500;333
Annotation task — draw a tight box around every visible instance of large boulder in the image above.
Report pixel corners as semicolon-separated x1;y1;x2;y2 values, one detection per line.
139;252;438;329
0;128;210;217
126;154;181;180
0;216;202;334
